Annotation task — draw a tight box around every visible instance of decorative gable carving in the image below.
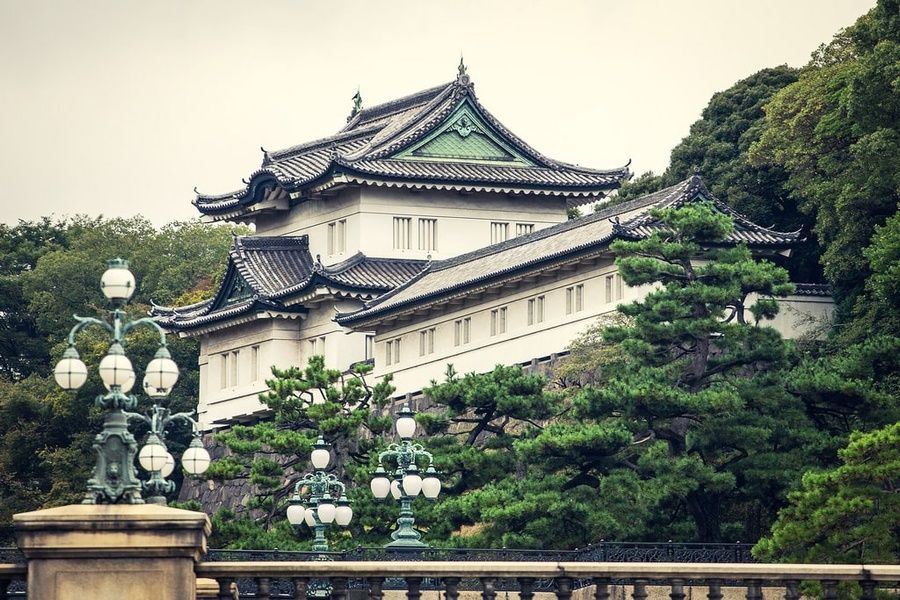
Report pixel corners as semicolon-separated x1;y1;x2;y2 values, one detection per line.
221;272;254;307
394;101;536;166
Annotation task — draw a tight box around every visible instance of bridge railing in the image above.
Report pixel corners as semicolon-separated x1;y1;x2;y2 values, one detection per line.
194;560;900;600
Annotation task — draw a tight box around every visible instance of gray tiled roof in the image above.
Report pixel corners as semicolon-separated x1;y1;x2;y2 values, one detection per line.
193;75;630;216
152;235;426;331
337;175;803;326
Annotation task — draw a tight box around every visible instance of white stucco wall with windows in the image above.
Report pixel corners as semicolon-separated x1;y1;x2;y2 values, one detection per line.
250;186;569;266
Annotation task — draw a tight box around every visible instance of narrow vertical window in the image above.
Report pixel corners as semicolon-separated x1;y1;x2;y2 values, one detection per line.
419;328;435;355
419;330;427;356
327;222;336;255
418;218;437;252
490;309;498;336
527;298;535;325
393;217;412;250
463;317;471;343
337;219;346;253
616;274;624;300
319;336;326;356
385;341;393;366
393;338;401;363
491;222;510;244
220;354;228;389
537;295;545;323
566;287;574;315
309;338;318;356
605;275;614;303
499;306;507;333
365;335;374;360
576;284;584;311
230;350;239;387
516;223;534;236
251;345;259;383
454;320;462;347
428;328;435;354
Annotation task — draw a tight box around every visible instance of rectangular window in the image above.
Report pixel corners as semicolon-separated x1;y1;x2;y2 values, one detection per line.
230;351;239;387
393;338;401;363
452;318;470;346
616;273;624;300
419;328;435;356
490;222;509;244
567;284;584;314
251;345;259;383
605;275;614;303
220;354;228;389
309;338;318;356
528;296;545;325
327;219;346;255
418;218;437;252
393;217;412;250
516;223;534;237
491;306;508;335
385;340;393;366
365;335;375;360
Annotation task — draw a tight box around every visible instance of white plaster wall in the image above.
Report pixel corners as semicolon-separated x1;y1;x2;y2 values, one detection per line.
196;300;374;430
356;187;568;261
373;261;638;396
251;186;568;266
757;294;834;339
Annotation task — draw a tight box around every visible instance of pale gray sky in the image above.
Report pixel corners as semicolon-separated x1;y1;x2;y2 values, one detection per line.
0;0;873;226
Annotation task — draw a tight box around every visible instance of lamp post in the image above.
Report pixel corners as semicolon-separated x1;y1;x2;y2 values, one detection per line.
125;394;210;505
285;436;353;552
52;258;197;504
369;404;441;549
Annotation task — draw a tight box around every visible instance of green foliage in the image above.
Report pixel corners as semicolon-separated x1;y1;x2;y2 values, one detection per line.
0;216;235;538
754;422;900;564
208;356;396;548
749;0;900;337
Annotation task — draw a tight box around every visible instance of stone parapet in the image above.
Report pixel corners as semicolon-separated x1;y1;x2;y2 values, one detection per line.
14;504;210;600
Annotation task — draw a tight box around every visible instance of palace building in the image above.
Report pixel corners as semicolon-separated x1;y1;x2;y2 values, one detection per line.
152;66;832;431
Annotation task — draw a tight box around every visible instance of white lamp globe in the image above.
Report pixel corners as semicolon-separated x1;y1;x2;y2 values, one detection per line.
304;507;317;527
98;346;134;390
144;348;179;391
395;405;416;439
402;467;423;497
286;500;306;526
160;452;175;478
370;468;391;499
335;497;353;526
182;438;211;475
100;258;136;302
138;435;168;472
54;349;88;390
390;479;402;500
310;437;331;470
317;495;336;524
422;468;441;499
121;370;135;394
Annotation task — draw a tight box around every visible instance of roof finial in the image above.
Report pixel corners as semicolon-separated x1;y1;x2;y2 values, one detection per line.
350;87;363;118
261;146;271;164
456;55;471;87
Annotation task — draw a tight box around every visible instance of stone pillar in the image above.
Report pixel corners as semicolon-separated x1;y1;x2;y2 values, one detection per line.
14;504;210;600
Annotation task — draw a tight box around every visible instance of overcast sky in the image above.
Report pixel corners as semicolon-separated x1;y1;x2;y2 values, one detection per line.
0;0;873;226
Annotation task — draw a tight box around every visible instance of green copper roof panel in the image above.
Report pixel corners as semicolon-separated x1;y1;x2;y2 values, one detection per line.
394;101;536;167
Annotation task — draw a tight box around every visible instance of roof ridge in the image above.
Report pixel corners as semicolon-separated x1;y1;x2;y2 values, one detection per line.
268;126;379;161
341;81;453;131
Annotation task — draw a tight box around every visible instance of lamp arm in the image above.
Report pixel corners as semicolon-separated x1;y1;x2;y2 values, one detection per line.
67;316;114;345
122;317;169;347
123;411;150;426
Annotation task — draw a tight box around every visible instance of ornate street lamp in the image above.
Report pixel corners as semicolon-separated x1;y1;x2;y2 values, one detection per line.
370;404;441;548
126;390;210;505
52;258;207;504
285;436;353;552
